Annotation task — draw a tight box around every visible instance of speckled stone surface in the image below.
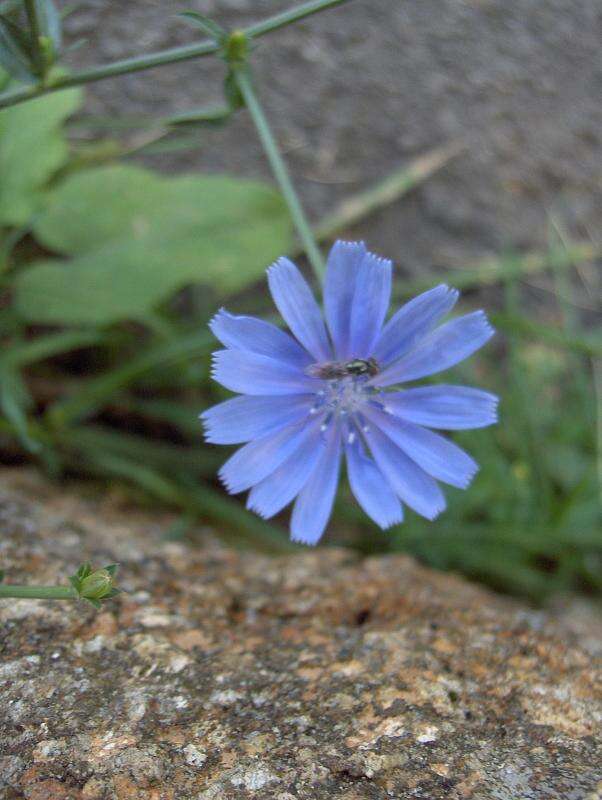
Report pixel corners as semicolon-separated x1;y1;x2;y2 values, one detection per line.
0;469;601;800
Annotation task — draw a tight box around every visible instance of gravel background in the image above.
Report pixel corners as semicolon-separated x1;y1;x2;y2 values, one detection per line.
62;0;602;274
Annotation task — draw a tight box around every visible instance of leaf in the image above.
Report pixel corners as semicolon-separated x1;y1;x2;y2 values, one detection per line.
0;85;82;226
0;358;40;452
34;0;62;52
33;164;161;252
17;166;291;325
166;104;232;128
0;15;34;82
177;11;224;42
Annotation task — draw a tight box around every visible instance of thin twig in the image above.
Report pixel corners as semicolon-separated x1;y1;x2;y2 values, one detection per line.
0;0;353;110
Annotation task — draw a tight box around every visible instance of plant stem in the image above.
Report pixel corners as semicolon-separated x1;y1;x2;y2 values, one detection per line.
0;0;352;110
0;584;75;600
234;67;325;280
245;0;352;37
23;0;44;77
0;40;220;110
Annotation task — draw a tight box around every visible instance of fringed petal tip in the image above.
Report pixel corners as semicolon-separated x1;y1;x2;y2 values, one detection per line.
370;254;393;270
200;422;227;446
217;467;247;496
208;308;236;348
217;469;237;495
209;350;222;369
427;507;445;522
198;413;212;441
245;498;270;519
266;256;293;278
374;508;404;530
424;497;447;521
290;530;321;546
330;240;393;267
417;282;460;312
484;394;500;426
475;309;496;339
208;306;228;329
455;461;480;490
334;239;366;249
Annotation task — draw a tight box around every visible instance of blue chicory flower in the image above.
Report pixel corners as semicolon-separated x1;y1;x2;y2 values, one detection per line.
202;241;498;545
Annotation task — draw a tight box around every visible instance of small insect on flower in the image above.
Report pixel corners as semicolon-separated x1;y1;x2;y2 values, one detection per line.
307;357;379;380
202;241;498;545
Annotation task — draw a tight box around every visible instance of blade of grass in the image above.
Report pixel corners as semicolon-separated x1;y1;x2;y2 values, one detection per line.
310;141;464;248
70;447;295;553
47;329;213;426
546;219;598;418
116;398;203;439
5;329;108;366
62;424;220;476
396;243;600;298
503;277;553;523
0;359;41;452
489;311;601;357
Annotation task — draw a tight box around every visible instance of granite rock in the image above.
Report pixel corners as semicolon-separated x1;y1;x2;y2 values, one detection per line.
0;469;600;799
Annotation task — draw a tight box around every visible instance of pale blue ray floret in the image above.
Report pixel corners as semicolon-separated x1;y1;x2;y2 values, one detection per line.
201;241;498;545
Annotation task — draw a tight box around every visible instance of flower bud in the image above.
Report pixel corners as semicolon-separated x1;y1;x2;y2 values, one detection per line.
79;569;114;600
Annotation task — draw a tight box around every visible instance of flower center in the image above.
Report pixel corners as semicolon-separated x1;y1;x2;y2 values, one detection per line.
312;375;375;420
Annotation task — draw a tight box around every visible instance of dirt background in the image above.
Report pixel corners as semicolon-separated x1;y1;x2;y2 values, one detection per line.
61;0;602;275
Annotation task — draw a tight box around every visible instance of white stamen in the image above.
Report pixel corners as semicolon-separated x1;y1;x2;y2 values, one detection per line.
348;431;356;445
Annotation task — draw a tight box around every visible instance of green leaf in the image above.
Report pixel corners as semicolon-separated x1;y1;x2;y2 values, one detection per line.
0;15;34;83
32;164;161;252
34;0;62;52
177;11;224;42
0;84;81;226
17;166;291;325
166;104;232;128
0;359;40;452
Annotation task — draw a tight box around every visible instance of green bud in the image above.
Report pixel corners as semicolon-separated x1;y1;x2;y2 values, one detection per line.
225;30;248;67
68;562;120;608
79;568;114;600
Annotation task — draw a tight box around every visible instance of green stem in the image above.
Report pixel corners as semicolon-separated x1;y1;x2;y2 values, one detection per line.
23;0;44;77
0;0;352;110
0;40;220;109
245;0;352;37
234;67;324;280
0;584;75;600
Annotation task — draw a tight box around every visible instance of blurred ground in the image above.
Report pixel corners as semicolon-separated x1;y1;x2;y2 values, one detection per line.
62;0;602;273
